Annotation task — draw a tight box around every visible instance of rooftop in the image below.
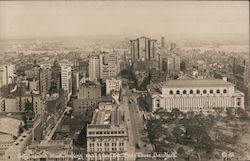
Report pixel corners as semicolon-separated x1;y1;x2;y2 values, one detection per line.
89;104;125;129
162;79;234;87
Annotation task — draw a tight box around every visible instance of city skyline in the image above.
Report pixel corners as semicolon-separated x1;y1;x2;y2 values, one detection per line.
0;1;249;39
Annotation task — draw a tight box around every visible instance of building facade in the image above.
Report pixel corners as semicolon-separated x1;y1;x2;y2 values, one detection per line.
86;102;128;161
0;64;15;88
89;54;101;80
162;56;181;74
130;37;157;62
61;65;72;102
73;82;101;113
100;53;120;80
146;79;245;112
20;140;73;161
89;52;120;80
106;79;122;95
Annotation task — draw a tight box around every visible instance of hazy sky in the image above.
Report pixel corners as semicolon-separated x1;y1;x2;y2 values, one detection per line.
0;1;249;39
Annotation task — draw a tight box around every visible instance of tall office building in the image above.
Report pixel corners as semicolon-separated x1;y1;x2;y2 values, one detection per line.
162;56;181;74
89;54;101;80
39;67;51;96
89;52;120;80
100;53;120;80
161;36;165;48
50;60;61;93
61;65;72;102
130;36;157;62
72;70;80;96
0;64;15;88
174;56;181;72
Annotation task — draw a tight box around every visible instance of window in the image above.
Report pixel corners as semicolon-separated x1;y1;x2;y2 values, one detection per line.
196;90;200;94
169;90;173;95
183;90;187;94
210;90;213;94
223;89;227;94
190;90;193;94
216;89;220;94
203;90;207;94
156;99;160;108
176;90;180;94
237;98;241;106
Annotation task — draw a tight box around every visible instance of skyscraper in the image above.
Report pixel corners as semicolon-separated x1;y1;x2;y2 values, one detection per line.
88;52;120;80
162;56;181;74
100;52;120;80
161;36;165;48
0;64;15;88
130;36;157;62
61;65;72;102
89;54;101;80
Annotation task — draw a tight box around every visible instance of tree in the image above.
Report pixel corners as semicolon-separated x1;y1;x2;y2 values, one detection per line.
177;147;185;156
226;107;236;120
170;108;182;119
184;115;215;160
173;126;184;143
235;108;249;120
139;74;151;90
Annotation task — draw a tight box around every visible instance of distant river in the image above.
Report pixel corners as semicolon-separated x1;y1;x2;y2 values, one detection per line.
182;45;249;53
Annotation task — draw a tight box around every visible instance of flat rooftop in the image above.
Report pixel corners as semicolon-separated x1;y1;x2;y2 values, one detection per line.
163;79;233;87
89;106;124;128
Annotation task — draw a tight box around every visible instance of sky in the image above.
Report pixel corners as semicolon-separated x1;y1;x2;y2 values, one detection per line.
0;1;249;39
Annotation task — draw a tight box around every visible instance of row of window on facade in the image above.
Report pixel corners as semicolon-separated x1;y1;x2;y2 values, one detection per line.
89;131;125;135
89;148;125;153
90;142;124;147
169;89;227;95
89;156;125;161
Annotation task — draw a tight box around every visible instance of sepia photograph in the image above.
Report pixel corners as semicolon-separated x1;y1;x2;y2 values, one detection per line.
0;1;249;161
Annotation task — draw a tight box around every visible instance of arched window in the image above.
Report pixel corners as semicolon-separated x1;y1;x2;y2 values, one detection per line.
169;90;173;95
196;90;200;94
216;89;220;94
190;90;193;94
210;90;213;94
223;89;227;94
183;90;187;94
176;90;180;94
203;90;207;94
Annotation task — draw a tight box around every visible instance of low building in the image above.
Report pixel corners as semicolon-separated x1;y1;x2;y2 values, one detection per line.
4;132;33;161
20;139;73;161
86;103;128;161
106;78;122;95
146;79;245;112
0;116;24;161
